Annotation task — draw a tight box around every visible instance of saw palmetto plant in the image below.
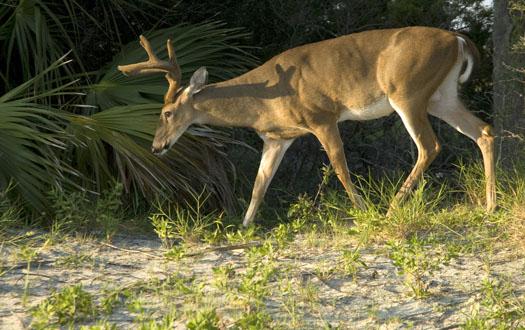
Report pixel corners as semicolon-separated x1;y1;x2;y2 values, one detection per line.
0;0;257;216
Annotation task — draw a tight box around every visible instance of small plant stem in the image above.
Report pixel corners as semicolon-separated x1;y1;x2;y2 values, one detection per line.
22;260;30;306
99;242;163;259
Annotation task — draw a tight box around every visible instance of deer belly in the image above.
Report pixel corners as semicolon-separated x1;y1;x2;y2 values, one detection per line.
338;96;394;122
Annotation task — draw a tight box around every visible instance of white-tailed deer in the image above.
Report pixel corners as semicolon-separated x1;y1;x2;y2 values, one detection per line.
118;26;496;226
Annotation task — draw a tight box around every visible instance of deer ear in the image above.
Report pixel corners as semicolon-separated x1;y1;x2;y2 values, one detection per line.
188;67;208;95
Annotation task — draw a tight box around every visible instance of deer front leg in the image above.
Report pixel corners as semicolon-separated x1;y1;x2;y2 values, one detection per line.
243;137;294;227
313;124;366;210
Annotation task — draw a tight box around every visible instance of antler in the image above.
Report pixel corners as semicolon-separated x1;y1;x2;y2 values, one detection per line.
117;35;182;104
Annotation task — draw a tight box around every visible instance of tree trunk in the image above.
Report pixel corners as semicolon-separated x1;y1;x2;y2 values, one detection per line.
493;0;525;164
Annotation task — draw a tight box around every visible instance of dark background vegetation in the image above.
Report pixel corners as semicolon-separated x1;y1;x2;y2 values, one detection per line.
0;0;523;222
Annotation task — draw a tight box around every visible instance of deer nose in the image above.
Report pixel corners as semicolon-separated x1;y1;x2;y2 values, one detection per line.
152;143;169;155
151;145;164;154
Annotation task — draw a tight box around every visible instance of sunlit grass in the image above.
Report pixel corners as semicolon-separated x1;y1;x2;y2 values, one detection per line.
2;160;525;328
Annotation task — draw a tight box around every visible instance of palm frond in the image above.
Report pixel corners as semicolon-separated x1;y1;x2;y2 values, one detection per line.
67;104;237;209
87;22;257;110
0;0;83;91
73;22;257;209
0;56;77;211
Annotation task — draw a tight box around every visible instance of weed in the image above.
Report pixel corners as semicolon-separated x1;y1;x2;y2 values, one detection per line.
224;225;258;244
50;189;89;236
80;320;117;330
272;222;295;248
238;261;276;303
94;182;124;241
298;280;320;307
31;284;97;328
212;263;236;290
457;161;487;207
54;253;94;268
287;164;350;234
100;289;130;315
164;245;186;260
162;274;203;297
186;308;220;330
278;277;301;327
48;183;124;241
233;309;273;329
149;190;223;246
386;181;446;239
0;182;22;238
287;193;317;224
18;245;38;305
339;248;367;278
235;243;278;308
463;278;525;329
388;237;450;298
314;261;337;282
138;310;177;330
127;297;146;315
323;321;343;329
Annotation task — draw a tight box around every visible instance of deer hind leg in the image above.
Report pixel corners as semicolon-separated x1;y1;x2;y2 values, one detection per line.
313;123;366;210
389;100;441;214
243;137;293;227
429;100;496;212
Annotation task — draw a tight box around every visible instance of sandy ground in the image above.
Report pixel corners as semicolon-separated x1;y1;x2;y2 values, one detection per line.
1;232;524;329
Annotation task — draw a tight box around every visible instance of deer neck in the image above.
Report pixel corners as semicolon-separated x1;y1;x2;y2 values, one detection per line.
192;76;268;128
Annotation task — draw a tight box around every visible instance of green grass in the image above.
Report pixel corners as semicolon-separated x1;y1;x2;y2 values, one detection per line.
2;161;525;328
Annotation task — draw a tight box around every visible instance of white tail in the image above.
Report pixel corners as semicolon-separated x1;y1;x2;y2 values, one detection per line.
457;36;474;83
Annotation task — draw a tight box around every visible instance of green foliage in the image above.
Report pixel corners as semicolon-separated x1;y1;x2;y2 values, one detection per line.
233;309;272;329
0;56;77;211
0;0;82;90
386;181;447;239
0;0;257;216
388;238;451;298
237;243;277;304
463;278;525;329
0;183;22;237
138;312;177;330
186;308;220;330
95;182;124;241
49;183;124;240
339;248;367;278
286;165;352;235
149;190;223;246
31;284;97;328
50;190;90;232
54;253;94;268
88;22;255;109
80;321;117;330
100;289;129;315
212;264;236;290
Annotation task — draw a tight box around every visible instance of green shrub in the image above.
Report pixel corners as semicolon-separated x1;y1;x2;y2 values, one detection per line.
31;285;97;328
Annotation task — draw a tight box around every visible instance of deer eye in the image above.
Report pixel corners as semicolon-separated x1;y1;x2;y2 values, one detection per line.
164;111;173;119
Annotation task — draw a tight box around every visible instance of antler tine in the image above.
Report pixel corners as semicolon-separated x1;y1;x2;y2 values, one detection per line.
166;39;175;62
164;38;182;104
117;35;183;104
118;35;174;76
139;35;160;62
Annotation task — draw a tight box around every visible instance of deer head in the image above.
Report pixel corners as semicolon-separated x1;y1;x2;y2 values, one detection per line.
118;35;208;155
